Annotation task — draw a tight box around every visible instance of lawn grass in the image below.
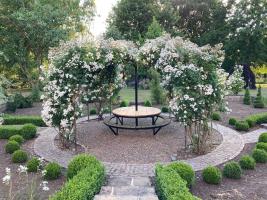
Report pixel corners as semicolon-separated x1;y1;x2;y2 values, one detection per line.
119;87;151;102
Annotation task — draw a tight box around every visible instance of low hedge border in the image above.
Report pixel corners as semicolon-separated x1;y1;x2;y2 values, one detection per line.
2;115;46;127
244;112;267;128
50;154;105;200
0;124;37;139
155;165;200;200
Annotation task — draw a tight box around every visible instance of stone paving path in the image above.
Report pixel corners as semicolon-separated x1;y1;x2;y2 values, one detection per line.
34;122;265;176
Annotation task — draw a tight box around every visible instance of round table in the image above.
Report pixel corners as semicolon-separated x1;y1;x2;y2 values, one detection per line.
112;106;161;126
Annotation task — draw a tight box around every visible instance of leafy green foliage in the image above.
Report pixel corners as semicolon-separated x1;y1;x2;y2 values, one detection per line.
21;124;37;139
31;85;41;102
149;69;165;105
165;162;195;187
243;88;251;105
145;17;164;40
202;166;222;185
6;101;17;112
239;155;256;170
245;113;267;128
27;157;41;172
161;106;169;113
51;155;105;200
223;161;242;179
0;125;22;139
235;121;249;131
144;100;152;107
229;118;237;126
14;93;33;108
9;135;24;145
120;100;128;107
211;112;221;121
5;140;20;154
259;133;267;143
12;150;28;163
252;149;267;163
155;165;200;200
254;86;265;108
44;162;61;180
67;154;101;179
256;142;267;152
89;109;97;115
3;115;46;126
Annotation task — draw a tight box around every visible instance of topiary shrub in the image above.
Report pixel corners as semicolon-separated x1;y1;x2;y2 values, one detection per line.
252;149;267;163
258;133;267;143
161;106;169;113
9;135;24;145
235;121;249;131
14;93;25;108
155;165;199;200
27;157;41;172
23;96;33;108
21;124;37;139
67;154;100;179
0;125;22;139
3;115;46;126
254;86;264;108
31;84;41;102
44;162;61;180
120;100;128;107
223;161;242;179
6;101;17;112
12;150;28;163
144;100;152;107
5;140;20;154
245;113;267;128
211;112;221;121
239;155;256;170
89;109;97;115
165;162;195;187
246;118;256;128
256;142;267;152
229;118;237;126
243;88;251;105
50;159;105;200
202;166;222;185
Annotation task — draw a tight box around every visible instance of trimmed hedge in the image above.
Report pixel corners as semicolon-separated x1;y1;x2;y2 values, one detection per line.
223;161;242;179
9;135;24;144
211;112;221;121
202;166;222;185
235;121;249;131
258;133;267;143
67;154;100;179
239;155;256;170
256;142;267;152
89;109;97;115
12;150;28;163
120;100;128;107
0;124;37;139
27;157;41;172
161;106;169;113
50;155;105;200
3;115;46;127
44;162;61;180
155;165;200;200
244;113;267;128
144;100;152;107
229;118;237;126
252;149;267;163
165;162;195;187
5;140;20;154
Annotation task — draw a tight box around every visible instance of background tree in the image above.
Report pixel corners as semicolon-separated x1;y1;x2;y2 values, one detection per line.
0;0;95;86
145;17;164;40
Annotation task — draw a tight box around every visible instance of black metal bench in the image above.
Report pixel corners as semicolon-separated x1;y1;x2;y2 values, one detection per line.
103;115;171;135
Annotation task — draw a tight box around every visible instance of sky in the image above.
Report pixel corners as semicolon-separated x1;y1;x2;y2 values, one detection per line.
90;0;118;37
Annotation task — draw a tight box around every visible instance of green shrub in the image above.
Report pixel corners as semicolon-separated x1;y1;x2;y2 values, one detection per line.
27;157;40;172
254;86;264;108
50;157;105;200
21;124;37;139
161;106;169;113
0;125;21;139
5;140;20;154
202;166;222;185
246;118;256;128
235;121;249;131
120;100;128;107
239;155;256;170
6;101;17;112
229;118;237;126
9;135;24;144
258;133;267;143
89;109;97;115
211;112;221;121
144;100;152;107
256;142;267;152
149;69;165;105
155;165;199;200
12;150;28;163
14;93;25;108
243;88;251;105
245;113;267;128
252;149;267;163
44;162;61;180
3;115;46;126
223;161;242;179
67;154;100;179
165;162;195;187
31;85;41;102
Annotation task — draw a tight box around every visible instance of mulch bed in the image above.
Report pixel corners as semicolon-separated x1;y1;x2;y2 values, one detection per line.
0;139;65;200
192;143;267;200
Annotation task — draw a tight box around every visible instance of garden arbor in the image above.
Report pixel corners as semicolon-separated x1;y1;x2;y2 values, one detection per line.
42;34;243;153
